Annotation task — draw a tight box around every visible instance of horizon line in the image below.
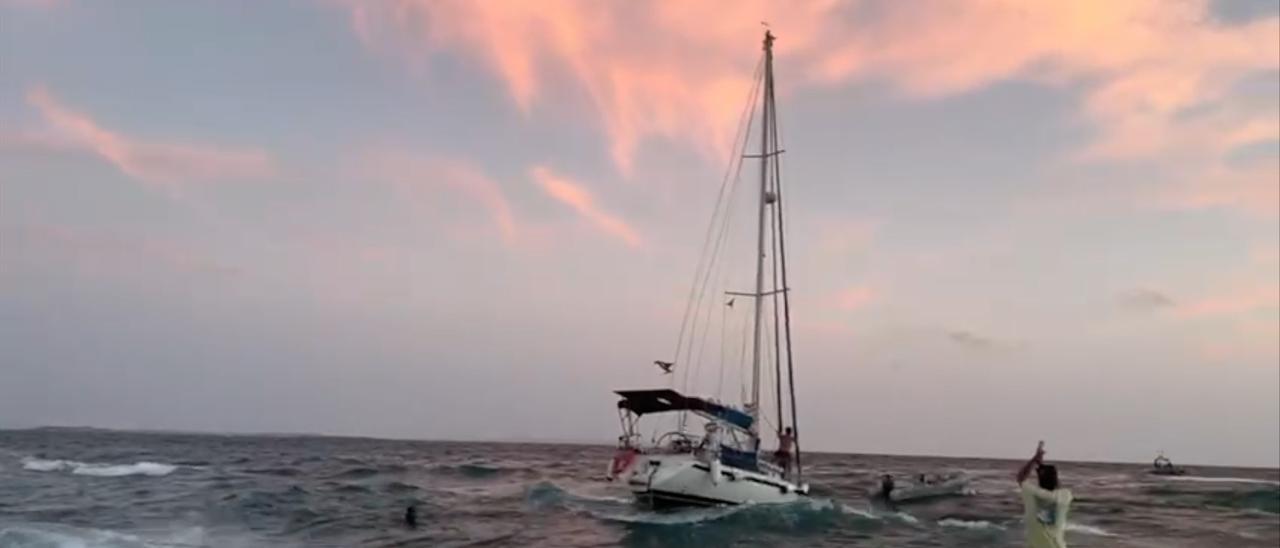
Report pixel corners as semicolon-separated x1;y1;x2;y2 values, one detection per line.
4;425;1276;471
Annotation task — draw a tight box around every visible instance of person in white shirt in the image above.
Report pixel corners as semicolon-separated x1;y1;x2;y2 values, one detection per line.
1015;441;1072;548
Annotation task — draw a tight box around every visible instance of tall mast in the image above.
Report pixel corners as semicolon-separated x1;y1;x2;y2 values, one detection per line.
748;30;775;427
772;69;803;484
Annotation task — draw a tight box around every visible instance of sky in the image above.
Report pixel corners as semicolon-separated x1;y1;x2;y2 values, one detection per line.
0;0;1277;468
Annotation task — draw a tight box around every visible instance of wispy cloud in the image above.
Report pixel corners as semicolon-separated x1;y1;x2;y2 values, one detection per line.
946;329;1001;351
814;218;880;257
6;223;241;279
346;1;826;173
1118;288;1177;311
346;0;1278;218
357;148;520;245
530;165;641;247
2;0;61;7
815;1;1278;167
1159;162;1280;218
835;285;876;311
1175;284;1280;319
25;85;275;187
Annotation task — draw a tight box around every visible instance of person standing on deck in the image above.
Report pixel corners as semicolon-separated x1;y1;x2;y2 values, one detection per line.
774;427;795;477
1015;441;1073;548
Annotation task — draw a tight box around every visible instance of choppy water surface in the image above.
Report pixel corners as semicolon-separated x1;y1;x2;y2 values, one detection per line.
0;429;1276;547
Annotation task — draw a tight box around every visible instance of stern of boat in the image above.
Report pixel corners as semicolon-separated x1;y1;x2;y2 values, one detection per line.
626;452;805;507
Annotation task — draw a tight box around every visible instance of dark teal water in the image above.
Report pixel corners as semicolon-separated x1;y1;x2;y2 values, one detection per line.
0;429;1276;547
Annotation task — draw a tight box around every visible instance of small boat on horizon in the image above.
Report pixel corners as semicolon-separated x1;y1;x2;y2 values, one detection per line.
1149;453;1188;476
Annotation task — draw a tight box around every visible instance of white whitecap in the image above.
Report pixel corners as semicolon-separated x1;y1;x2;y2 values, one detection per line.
892;511;921;524
838;504;879;519
938;518;1004;530
838;504;921;525
22;458;74;472
1066;522;1114;536
0;523;271;548
0;523;149;548
592;504;745;525
21;457;178;477
72;462;177;477
1165;476;1280;486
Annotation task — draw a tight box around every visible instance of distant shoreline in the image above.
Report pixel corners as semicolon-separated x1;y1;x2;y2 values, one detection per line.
4;425;1277;471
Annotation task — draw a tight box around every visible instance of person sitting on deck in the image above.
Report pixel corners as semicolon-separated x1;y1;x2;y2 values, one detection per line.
773;427;795;476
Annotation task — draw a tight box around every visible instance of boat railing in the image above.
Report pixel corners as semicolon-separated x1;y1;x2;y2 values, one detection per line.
757;459;784;476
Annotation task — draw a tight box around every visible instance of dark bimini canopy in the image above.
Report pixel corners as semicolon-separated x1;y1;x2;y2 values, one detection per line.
615;389;754;431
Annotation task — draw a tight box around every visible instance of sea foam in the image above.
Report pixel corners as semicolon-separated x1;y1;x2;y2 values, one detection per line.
22;458;177;477
0;523;270;548
938;518;1003;530
1065;522;1114;536
1166;475;1280;486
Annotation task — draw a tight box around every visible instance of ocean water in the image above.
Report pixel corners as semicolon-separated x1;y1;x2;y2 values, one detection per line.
0;429;1276;547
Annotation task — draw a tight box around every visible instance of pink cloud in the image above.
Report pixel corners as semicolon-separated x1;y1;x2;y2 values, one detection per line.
346;1;1277;217
25;85;275;187
530;165;642;247
11;223;240;279
2;0;60;7
347;1;826;174
813;1;1278;162
1250;244;1280;268
813;218;879;256
1193;313;1280;363
1175;284;1280;319
355;148;519;245
1159;162;1280;218
835;285;876;311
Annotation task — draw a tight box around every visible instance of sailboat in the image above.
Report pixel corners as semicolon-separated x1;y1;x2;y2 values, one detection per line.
605;30;809;507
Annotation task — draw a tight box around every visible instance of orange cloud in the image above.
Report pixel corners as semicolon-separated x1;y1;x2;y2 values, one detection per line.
11;223;240;279
1251;244;1280;268
25;86;275;187
530;166;642;247
348;0;830;174
2;0;61;7
345;1;1274;171
356;149;519;244
835;285;875;311
1175;284;1280;319
813;218;879;256
1160;162;1280;218
347;1;1277;216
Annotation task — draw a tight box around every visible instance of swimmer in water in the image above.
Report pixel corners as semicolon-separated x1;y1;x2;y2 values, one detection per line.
404;505;418;528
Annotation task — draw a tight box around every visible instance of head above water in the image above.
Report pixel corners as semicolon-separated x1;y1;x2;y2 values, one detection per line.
1036;464;1059;490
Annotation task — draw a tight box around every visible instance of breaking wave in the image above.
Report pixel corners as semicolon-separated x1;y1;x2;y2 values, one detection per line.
526;483;884;533
0;523;274;548
938;518;1003;530
1065;522;1114;536
22;458;177;477
1165;476;1280;486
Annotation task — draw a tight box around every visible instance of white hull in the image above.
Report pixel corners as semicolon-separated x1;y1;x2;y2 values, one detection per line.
622;453;805;507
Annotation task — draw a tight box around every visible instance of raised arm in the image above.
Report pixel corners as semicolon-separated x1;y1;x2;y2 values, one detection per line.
1015;441;1045;484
